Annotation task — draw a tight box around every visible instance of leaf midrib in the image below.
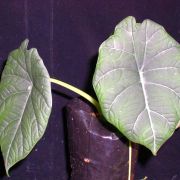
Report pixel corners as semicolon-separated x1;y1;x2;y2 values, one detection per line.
131;19;157;153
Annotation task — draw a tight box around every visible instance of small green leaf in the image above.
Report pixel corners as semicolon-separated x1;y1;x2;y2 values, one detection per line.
93;16;180;155
0;39;52;175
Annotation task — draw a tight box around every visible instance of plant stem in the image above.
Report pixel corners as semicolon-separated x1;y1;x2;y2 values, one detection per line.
50;78;101;112
128;141;132;180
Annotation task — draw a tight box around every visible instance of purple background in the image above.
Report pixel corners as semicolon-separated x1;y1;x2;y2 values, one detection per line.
0;0;179;179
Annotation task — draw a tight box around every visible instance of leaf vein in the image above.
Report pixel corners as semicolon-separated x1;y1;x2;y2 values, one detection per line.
94;67;137;87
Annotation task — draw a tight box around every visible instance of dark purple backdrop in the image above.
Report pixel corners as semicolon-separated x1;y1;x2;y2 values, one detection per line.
0;1;179;180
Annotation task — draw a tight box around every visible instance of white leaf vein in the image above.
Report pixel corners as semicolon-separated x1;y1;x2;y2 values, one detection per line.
94;67;137;87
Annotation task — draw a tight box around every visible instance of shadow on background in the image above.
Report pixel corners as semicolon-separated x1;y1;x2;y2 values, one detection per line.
0;151;6;178
84;54;99;99
137;146;153;165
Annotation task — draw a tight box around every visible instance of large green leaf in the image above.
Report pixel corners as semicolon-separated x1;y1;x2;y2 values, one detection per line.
93;16;180;155
0;40;52;175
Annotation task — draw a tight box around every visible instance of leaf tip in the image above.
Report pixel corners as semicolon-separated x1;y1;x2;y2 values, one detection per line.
5;165;10;177
152;151;157;156
124;16;136;23
20;39;29;50
150;146;159;156
126;15;136;20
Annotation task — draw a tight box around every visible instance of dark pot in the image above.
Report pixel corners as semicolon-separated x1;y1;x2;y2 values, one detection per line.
66;98;138;180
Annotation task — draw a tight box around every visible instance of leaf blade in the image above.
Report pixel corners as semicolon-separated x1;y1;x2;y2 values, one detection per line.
0;40;52;175
93;16;180;155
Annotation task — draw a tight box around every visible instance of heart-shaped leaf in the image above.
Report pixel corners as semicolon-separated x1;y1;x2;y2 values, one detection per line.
93;16;180;155
0;40;52;175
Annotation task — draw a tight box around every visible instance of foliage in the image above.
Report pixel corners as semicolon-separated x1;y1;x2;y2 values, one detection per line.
0;40;52;175
93;16;180;155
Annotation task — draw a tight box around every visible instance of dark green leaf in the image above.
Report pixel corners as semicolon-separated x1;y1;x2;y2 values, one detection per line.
93;16;180;155
0;40;52;175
